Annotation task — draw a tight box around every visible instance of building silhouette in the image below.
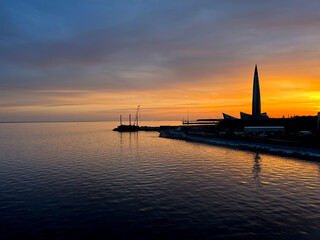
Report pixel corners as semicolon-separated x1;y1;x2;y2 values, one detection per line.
223;65;268;120
252;65;261;118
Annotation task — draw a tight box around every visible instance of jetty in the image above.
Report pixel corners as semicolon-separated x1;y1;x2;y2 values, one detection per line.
113;106;160;132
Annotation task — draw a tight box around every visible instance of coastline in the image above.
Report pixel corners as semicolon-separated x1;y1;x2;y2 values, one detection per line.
159;130;320;160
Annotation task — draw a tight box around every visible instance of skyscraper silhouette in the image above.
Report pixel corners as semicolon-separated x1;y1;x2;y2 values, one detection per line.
252;64;261;118
223;64;268;120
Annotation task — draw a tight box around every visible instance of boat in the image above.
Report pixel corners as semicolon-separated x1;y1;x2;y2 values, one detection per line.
113;106;140;132
113;106;160;132
113;124;140;132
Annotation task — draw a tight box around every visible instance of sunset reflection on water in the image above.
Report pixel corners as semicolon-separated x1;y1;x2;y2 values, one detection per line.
0;121;320;239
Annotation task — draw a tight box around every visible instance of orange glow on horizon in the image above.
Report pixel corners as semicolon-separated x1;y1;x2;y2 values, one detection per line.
1;64;319;121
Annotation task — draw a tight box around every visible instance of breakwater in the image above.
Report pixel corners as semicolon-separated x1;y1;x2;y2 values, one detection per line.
160;129;320;160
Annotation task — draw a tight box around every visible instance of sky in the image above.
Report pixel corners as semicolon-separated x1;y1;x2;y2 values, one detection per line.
1;0;320;122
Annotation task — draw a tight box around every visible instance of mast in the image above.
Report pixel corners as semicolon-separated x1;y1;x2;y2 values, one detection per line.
134;105;140;126
187;110;189;125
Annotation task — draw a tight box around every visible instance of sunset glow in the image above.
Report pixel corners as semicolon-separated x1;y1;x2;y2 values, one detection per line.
1;1;319;121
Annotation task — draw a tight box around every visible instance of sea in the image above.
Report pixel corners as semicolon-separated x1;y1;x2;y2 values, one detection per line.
0;121;320;240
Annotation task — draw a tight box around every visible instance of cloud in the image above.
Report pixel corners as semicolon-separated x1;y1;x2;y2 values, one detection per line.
0;0;319;120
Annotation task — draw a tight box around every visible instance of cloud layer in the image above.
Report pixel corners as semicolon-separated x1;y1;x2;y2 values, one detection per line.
0;0;319;121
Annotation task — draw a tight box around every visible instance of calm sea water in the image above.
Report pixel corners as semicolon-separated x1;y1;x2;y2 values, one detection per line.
0;122;320;240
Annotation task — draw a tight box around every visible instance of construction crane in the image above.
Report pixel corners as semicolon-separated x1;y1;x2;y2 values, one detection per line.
133;105;140;126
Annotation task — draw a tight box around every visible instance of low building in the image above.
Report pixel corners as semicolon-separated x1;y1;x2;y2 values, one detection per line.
222;113;237;120
244;126;285;134
299;131;312;136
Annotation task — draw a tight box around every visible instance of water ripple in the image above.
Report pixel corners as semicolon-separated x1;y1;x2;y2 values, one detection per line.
0;122;320;239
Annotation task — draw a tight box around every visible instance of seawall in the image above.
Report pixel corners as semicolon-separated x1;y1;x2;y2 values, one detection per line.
159;130;320;160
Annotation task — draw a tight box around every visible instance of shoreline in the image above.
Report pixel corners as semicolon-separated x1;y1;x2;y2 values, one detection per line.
159;130;320;160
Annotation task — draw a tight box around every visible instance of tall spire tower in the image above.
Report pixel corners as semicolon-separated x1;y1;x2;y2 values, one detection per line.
252;64;261;118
